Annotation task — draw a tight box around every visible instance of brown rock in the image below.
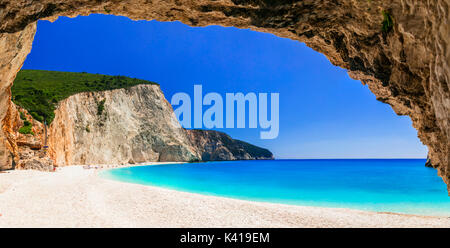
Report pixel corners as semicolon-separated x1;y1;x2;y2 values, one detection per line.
2;104;55;170
19;158;54;172
16;141;42;150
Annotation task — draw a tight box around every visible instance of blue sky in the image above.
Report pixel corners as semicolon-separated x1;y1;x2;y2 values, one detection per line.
22;14;427;158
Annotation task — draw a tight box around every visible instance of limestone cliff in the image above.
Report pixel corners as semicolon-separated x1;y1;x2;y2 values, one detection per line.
187;129;273;161
2;83;273;168
44;84;272;166
0;1;448;192
48;84;200;165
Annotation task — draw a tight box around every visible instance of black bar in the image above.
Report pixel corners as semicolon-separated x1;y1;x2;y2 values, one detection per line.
1;228;449;247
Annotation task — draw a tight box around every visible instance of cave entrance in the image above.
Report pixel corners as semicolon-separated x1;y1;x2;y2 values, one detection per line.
0;0;448;220
16;14;427;160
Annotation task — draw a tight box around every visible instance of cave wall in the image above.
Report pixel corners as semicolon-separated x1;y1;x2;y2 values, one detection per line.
0;1;448;191
0;23;36;170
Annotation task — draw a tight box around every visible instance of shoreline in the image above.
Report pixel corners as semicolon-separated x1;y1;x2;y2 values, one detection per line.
0;165;449;227
101;163;449;219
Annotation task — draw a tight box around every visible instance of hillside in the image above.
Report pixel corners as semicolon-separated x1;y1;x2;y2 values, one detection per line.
11;70;158;124
187;129;274;161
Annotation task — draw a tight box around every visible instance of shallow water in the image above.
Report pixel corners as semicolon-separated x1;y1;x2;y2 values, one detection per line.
101;159;450;216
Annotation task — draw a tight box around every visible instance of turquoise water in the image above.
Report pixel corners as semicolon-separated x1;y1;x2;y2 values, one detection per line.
101;159;450;216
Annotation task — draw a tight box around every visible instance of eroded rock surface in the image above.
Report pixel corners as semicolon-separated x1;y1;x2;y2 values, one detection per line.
45;84;271;165
48;84;200;165
0;23;36;170
3;103;54;171
187;129;274;161
0;1;448;191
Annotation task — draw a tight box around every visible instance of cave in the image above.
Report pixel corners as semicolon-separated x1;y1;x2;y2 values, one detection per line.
0;1;448;193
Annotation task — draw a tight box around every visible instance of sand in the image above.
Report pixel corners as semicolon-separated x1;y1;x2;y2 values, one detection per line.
0;164;449;228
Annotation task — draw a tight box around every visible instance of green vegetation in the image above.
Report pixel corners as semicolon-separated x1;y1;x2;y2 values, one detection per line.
97;99;106;116
19;120;34;135
12;70;158;124
381;10;394;33
19;111;26;121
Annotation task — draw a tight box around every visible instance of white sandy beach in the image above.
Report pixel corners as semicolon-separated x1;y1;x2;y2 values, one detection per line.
0;164;449;228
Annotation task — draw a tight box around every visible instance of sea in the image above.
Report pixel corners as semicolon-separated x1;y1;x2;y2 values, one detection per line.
101;159;450;216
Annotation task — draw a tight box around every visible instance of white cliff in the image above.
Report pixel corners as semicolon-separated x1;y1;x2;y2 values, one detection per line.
48;84;200;166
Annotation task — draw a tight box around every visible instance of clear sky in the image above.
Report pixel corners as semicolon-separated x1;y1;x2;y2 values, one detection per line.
21;14;427;159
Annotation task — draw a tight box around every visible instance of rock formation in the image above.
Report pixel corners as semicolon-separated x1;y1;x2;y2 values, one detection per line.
0;23;36;170
7;84;273;167
187;129;274;161
0;1;448;192
2;104;54;171
47;84;201;165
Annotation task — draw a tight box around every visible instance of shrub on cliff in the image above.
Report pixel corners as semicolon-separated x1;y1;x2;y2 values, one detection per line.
19;111;26;120
381;10;394;33
97;99;106;116
19;120;34;135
